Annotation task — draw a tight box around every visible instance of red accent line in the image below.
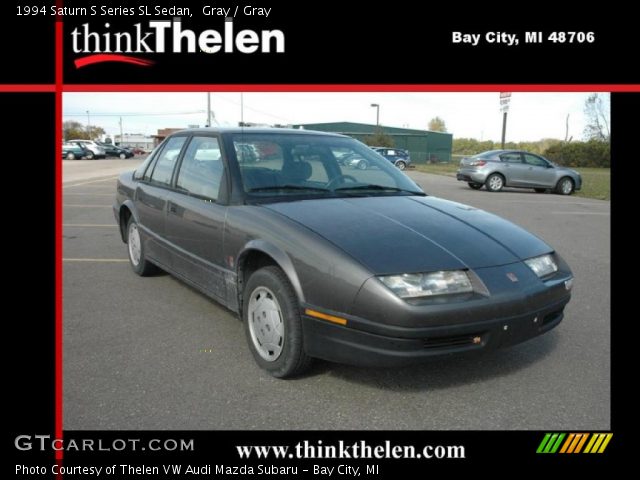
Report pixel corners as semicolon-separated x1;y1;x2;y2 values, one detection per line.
61;83;640;92
55;16;63;463
0;84;55;92
74;54;155;69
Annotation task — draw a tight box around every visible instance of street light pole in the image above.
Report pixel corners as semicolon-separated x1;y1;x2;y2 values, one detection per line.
207;92;212;127
370;103;380;126
86;110;91;139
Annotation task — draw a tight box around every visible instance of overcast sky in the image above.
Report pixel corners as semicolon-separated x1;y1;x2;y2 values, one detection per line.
63;92;608;142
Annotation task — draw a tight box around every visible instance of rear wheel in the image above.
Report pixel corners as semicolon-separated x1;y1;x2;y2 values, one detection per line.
485;173;504;192
85;152;94;160
357;160;368;170
468;182;483;190
119;152;127;159
395;160;406;170
534;188;547;193
555;177;574;195
243;266;311;378
126;217;158;276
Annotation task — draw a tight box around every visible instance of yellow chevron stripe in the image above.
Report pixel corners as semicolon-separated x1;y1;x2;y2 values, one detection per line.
583;433;598;453
597;434;613;453
590;434;606;453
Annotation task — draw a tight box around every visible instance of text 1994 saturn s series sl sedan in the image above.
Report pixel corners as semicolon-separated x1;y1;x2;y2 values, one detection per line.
114;128;574;378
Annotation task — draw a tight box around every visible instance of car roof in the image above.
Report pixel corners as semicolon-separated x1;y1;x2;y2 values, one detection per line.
169;127;348;138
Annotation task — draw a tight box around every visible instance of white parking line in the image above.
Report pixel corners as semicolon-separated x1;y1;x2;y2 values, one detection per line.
64;193;114;196
63;258;128;263
550;211;610;215
64;176;119;188
64;205;112;208
63;224;116;227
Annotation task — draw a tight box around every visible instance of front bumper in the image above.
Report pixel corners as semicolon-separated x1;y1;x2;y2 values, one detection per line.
303;296;568;366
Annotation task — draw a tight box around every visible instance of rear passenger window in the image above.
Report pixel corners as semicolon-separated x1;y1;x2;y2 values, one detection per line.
176;136;224;201
149;136;187;186
500;153;522;163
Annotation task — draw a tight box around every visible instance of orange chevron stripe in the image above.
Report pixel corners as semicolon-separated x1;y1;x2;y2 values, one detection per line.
568;433;583;453
560;433;575;453
574;433;589;453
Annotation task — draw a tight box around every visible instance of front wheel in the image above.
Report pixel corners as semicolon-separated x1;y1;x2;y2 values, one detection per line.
395;160;406;170
126;217;157;276
243;266;312;378
485;173;504;192
468;182;483;190
66;152;76;160
357;160;368;170
555;177;574;195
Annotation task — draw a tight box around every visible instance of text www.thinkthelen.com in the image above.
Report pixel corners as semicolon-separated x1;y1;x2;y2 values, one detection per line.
236;441;465;460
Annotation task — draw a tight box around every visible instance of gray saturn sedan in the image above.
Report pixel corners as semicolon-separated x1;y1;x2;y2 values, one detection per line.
456;150;582;194
115;129;574;378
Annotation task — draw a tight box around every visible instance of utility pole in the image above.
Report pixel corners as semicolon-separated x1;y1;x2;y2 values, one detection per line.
501;111;507;149
86;110;91;139
119;117;123;146
207;92;212;127
370;103;380;126
499;93;511;149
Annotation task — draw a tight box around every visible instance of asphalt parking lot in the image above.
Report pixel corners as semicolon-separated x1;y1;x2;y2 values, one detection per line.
63;159;610;430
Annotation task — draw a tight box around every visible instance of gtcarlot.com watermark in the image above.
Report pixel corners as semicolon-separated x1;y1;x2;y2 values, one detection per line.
14;434;194;452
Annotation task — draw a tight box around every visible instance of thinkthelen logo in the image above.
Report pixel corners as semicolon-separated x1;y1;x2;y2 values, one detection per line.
71;18;285;68
536;433;613;454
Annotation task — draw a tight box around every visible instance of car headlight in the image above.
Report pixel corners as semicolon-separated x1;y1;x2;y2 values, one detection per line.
524;254;558;278
379;271;473;298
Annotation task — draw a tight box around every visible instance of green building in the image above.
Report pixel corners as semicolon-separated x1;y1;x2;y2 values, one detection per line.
294;122;452;164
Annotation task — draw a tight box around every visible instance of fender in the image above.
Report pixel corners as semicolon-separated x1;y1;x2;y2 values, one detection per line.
116;199;139;242
236;239;305;307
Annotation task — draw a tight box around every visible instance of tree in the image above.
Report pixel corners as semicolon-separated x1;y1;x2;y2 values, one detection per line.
361;129;394;147
63;120;105;140
428;116;447;132
583;93;610;141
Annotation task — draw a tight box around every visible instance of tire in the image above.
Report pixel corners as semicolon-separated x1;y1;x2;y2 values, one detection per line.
243;266;312;378
85;152;95;160
125;216;158;276
357;160;368;170
534;188;547;193
555;177;574;195
468;182;483;190
66;152;75;160
119;153;126;159
485;173;505;192
395;160;406;170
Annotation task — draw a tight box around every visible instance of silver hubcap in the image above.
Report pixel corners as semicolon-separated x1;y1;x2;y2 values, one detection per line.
128;223;141;266
489;176;503;190
397;162;405;170
561;180;572;194
247;287;284;362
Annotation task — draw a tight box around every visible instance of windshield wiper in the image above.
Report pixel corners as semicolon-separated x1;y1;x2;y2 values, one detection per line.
334;184;425;195
248;185;330;193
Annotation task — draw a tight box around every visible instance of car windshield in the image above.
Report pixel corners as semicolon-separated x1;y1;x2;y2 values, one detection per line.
231;132;423;201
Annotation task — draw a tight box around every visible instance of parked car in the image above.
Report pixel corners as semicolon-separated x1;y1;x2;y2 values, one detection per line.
97;142;134;159
371;147;411;170
114;128;573;378
456;150;582;195
66;139;106;159
62;142;91;160
130;147;147;155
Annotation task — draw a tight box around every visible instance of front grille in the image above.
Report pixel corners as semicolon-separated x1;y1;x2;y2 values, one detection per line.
423;332;485;349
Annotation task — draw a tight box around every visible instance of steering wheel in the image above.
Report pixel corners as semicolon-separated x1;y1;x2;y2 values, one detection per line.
326;174;358;190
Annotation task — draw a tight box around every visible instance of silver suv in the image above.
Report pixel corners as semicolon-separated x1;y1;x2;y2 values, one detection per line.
456;150;582;195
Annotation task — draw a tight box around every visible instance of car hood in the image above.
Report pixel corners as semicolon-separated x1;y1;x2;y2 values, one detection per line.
264;196;552;274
